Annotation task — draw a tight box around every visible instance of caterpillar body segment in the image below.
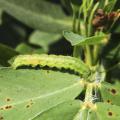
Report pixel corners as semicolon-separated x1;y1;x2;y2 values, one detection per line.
12;54;90;76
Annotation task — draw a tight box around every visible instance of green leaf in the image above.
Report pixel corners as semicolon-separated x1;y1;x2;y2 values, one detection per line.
100;81;120;106
29;31;62;52
63;31;108;46
0;68;83;120
104;0;117;12
0;43;18;66
32;100;82;120
0;0;72;33
33;100;97;120
96;102;120;120
16;43;46;54
32;100;120;120
73;108;97;120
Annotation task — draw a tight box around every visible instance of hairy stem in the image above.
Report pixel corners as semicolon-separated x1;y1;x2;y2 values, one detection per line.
85;84;93;103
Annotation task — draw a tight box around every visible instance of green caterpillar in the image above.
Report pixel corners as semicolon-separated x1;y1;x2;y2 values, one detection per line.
12;54;90;76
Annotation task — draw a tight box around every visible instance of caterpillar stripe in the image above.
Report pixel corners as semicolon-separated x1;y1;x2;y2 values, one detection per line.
12;54;90;76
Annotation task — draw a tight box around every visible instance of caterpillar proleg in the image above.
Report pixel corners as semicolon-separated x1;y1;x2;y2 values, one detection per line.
11;54;90;76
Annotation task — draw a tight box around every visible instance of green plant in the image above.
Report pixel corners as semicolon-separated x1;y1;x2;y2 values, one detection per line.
0;0;120;119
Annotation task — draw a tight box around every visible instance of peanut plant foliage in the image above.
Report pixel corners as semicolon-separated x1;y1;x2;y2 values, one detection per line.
0;68;83;119
0;0;120;119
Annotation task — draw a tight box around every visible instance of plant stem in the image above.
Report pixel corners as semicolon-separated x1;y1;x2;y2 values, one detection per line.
85;46;93;67
85;84;93;103
77;6;83;34
73;46;81;58
72;10;77;33
88;2;99;37
72;4;81;58
93;45;99;65
84;2;99;67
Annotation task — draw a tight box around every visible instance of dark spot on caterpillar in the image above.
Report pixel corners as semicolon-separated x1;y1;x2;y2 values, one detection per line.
108;111;113;116
0;116;4;120
16;65;40;70
110;88;117;95
5;105;12;110
17;65;80;76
